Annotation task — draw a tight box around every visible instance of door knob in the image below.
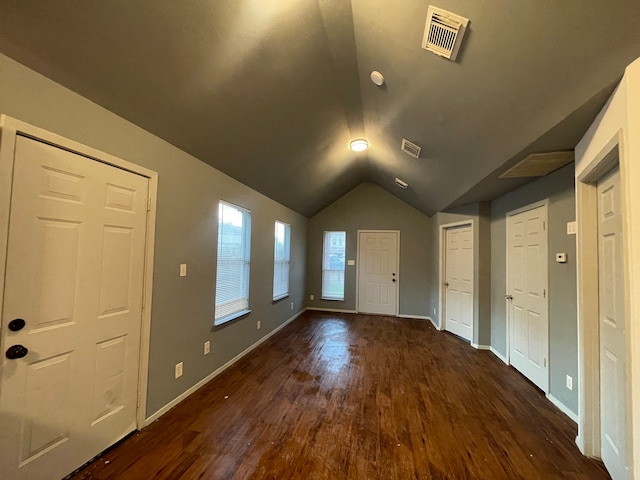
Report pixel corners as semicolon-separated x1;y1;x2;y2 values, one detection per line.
5;344;28;359
444;282;449;287
505;294;513;300
8;318;26;331
392;279;396;282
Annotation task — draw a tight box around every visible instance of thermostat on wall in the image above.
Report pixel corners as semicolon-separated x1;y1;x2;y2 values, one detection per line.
556;253;567;263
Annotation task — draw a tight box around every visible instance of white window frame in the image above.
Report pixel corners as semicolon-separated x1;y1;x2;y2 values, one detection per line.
322;231;346;301
273;221;291;301
214;201;251;325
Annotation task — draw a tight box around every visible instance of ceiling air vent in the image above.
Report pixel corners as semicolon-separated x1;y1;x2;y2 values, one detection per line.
401;138;422;158
422;6;469;61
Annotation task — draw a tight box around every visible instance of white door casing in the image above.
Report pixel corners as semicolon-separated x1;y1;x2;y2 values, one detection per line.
597;166;629;480
443;225;473;341
0;117;157;480
357;231;399;316
506;202;549;392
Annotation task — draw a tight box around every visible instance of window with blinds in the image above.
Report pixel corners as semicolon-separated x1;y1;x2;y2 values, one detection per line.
273;221;291;301
322;231;346;300
215;201;251;325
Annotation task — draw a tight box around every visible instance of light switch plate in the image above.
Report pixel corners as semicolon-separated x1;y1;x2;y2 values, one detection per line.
347;260;355;266
180;263;187;277
567;221;577;235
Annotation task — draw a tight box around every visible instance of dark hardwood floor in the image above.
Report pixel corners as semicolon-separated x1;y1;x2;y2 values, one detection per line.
69;312;610;480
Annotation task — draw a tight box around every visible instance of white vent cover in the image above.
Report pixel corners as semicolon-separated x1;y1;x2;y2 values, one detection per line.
401;139;422;158
422;6;469;61
395;178;409;189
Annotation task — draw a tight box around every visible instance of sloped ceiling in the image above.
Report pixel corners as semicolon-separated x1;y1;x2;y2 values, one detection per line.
0;1;639;216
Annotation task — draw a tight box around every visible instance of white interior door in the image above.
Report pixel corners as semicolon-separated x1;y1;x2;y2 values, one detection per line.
507;204;548;392
357;231;398;315
597;166;628;480
444;225;473;341
0;136;149;480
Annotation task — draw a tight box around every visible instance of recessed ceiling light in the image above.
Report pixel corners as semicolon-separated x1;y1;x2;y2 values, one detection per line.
349;139;369;152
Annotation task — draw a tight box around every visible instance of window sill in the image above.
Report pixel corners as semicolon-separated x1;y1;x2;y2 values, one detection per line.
272;294;290;304
213;309;251;329
321;297;344;301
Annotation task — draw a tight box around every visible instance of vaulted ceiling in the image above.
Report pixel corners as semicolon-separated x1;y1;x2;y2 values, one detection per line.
1;1;639;216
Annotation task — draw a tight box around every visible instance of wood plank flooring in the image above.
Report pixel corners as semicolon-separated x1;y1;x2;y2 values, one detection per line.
69;312;610;480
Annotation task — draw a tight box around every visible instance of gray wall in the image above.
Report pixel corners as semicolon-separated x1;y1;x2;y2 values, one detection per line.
428;204;492;346
0;53;308;417
491;163;578;413
306;183;433;317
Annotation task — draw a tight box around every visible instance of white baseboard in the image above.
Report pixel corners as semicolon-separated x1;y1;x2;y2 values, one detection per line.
145;309;305;426
306;307;357;314
490;346;509;365
547;393;579;424
397;314;431;320
471;343;490;350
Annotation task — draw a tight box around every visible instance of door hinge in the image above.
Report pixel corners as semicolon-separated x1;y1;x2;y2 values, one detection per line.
544;358;547;368
147;197;152;211
543;289;546;298
543;221;546;230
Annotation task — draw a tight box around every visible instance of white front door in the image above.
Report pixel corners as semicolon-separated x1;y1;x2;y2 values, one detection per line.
0;136;149;480
507;204;549;392
444;225;473;341
597;166;628;480
357;231;398;315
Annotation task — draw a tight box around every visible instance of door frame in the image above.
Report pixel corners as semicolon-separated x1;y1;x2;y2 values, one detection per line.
0;115;158;430
576;130;633;469
355;230;400;316
505;200;549;377
438;220;474;340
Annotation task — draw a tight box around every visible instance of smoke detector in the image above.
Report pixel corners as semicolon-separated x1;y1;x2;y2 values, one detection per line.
401;139;421;158
370;71;385;86
422;6;469;61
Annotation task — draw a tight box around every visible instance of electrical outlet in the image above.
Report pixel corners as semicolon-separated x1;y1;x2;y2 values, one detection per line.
257;320;261;330
175;362;183;379
204;341;210;355
290;302;294;310
310;294;314;301
566;375;573;390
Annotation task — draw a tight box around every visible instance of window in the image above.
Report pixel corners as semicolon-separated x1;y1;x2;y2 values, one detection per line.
322;231;346;300
215;201;251;325
273;221;291;301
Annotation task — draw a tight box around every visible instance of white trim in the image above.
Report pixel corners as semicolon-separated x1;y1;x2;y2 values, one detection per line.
355;230;400;316
547;393;579;424
145;309;305;425
576;129;630;461
0;115;158;432
306;307;357;314
471;343;490;350
397;314;431;321
490;347;509;365
439;220;475;341
505;199;550;393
